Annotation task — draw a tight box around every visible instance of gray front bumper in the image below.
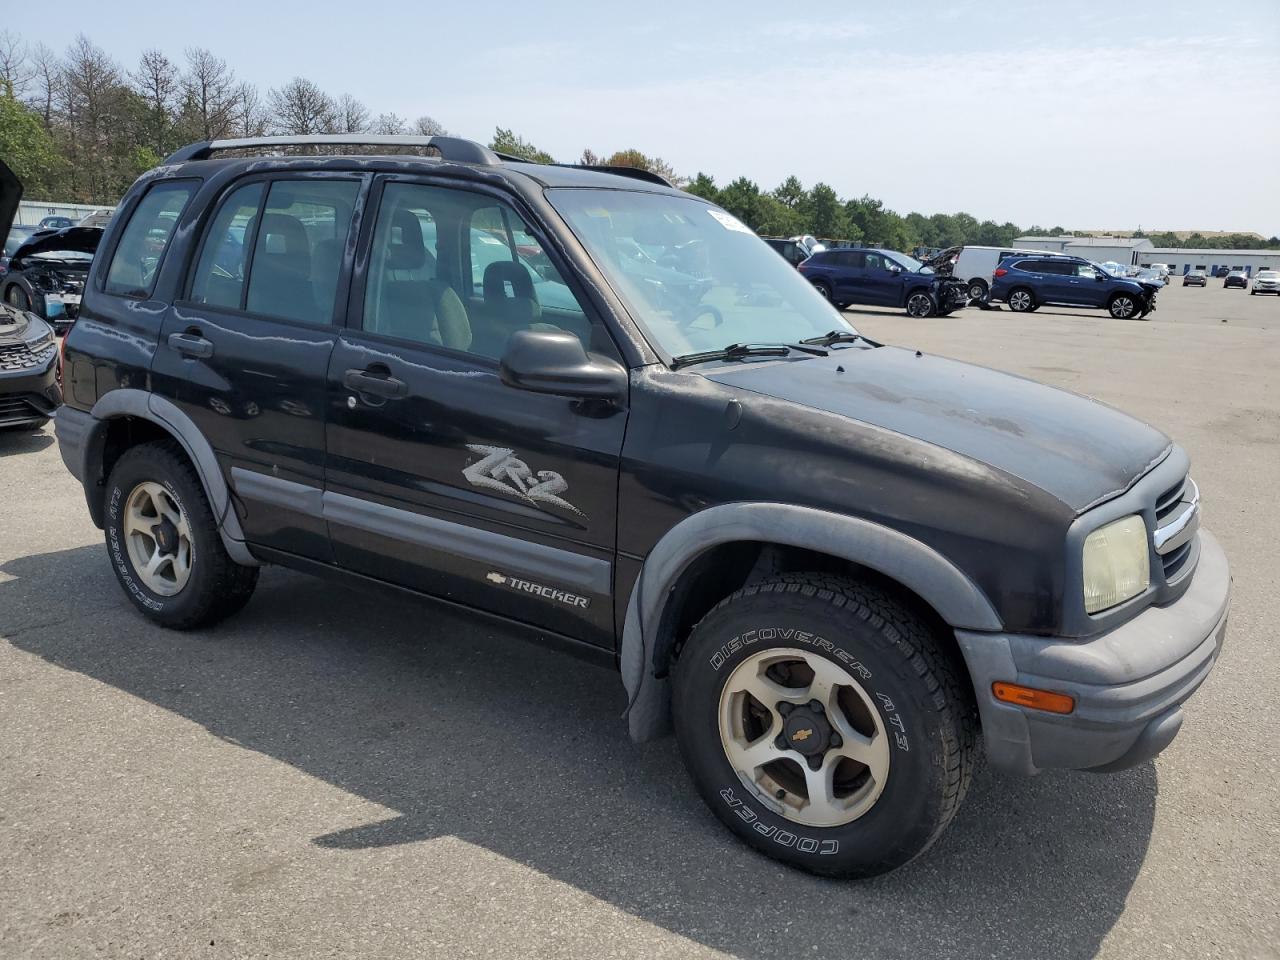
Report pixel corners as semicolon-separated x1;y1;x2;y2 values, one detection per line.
957;529;1230;775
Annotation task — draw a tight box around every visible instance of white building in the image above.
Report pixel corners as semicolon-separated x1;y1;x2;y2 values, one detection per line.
1015;235;1155;265
1142;248;1280;278
1013;234;1280;276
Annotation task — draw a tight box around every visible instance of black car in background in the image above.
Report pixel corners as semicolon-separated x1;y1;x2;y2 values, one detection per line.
1223;270;1249;289
760;236;808;267
2;225;103;334
1183;270;1207;287
37;215;76;230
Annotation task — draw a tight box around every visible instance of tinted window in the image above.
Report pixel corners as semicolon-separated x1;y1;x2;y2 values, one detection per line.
1037;260;1071;275
361;182;593;361
243;179;359;325
104;180;196;297
835;251;864;268
190;182;265;309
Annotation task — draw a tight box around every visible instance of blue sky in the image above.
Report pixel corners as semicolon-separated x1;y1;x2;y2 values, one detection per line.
32;0;1280;235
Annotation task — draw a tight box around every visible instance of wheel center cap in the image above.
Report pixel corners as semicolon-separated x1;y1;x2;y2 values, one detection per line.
153;519;179;555
783;709;831;756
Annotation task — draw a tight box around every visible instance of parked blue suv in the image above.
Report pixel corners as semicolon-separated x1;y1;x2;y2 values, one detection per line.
989;255;1159;320
797;247;970;317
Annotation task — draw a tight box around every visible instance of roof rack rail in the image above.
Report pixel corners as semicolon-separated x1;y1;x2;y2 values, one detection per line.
163;134;501;166
553;163;673;187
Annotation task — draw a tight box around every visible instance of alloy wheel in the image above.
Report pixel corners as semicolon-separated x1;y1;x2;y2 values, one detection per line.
718;649;891;827
906;293;934;317
123;481;194;596
1111;296;1136;318
1009;290;1032;311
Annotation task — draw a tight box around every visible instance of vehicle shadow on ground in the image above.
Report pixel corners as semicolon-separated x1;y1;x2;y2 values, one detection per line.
0;427;54;456
2;545;1157;960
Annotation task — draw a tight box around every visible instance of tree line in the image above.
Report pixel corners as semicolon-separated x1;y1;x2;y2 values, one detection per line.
1;31;1274;250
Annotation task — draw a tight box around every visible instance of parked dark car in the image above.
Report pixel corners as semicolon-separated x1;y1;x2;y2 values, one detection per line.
18;140;1229;879
1223;270;1249;289
37;215;76;230
1214;266;1231;278
1;224;37;277
2;225;103;334
1182;270;1207;287
760;236;808;268
989;255;1159;319
798;247;970;316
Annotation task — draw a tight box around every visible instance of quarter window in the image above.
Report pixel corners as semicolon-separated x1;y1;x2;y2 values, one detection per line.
104;180;197;297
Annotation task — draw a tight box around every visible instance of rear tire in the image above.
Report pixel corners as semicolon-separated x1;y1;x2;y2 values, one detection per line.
812;280;832;302
104;440;258;629
672;574;977;878
967;278;988;301
1007;287;1035;312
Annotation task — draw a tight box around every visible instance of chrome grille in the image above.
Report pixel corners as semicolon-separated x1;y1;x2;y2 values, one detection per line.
1153;476;1199;582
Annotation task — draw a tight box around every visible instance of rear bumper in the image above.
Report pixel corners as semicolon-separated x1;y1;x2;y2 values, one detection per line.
957;529;1230;775
0;350;61;426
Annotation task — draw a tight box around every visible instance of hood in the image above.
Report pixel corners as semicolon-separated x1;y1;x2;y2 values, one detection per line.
10;226;103;269
0;301;44;341
704;347;1171;514
0;159;20;243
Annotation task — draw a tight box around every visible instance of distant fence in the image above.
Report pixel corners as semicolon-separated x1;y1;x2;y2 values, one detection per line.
16;200;116;227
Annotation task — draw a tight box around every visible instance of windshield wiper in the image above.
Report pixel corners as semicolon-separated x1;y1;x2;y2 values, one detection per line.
671;342;825;370
800;330;882;348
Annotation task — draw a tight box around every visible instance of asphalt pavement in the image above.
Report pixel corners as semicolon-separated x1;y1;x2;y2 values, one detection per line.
1;281;1277;959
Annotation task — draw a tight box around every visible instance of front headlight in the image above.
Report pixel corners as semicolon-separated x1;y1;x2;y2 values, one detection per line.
1083;515;1150;614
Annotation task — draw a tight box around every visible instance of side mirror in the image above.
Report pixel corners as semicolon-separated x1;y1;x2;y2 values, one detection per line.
1095;272;1106;280
888;265;902;275
500;329;628;400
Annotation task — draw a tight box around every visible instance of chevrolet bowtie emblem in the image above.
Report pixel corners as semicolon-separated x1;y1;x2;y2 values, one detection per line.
792;728;813;742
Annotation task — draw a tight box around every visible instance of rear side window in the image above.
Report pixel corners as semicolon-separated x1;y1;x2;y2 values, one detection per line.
190;182;265;309
103;180;196;297
834;251;864;268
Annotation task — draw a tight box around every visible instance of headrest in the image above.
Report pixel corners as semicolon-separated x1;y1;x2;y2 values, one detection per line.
386;207;426;271
483;260;535;302
253;213;309;257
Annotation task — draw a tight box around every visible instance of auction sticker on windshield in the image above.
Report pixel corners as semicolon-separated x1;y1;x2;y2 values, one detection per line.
707;209;753;234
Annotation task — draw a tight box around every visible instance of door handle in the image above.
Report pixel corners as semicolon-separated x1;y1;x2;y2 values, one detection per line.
343;368;408;400
167;332;214;358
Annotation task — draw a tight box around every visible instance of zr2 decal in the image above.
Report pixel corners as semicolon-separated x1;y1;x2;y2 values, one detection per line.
463;444;585;517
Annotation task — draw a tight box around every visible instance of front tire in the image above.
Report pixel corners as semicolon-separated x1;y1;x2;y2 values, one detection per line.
5;285;30;312
672;574;977;877
905;290;937;317
104;440;258;629
1108;293;1140;319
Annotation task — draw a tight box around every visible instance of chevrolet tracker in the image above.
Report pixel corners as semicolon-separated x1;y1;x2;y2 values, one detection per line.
12;137;1229;877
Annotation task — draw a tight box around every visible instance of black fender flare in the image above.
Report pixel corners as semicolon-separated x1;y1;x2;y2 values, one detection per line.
68;389;257;566
619;502;1002;742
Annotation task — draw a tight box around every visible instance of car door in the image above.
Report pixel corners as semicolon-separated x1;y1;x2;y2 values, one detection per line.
151;173;366;560
322;175;627;648
1066;261;1109;306
829;251;865;303
861;252;901;305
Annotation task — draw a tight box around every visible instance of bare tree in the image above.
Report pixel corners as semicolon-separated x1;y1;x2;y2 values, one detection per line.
231;81;268;138
0;30;33;97
59;34;129;201
268;77;337;135
180;47;236;140
579;148;601;165
335;93;369;134
369;112;406;135
130;49;180;157
413;115;448;136
27;42;61;129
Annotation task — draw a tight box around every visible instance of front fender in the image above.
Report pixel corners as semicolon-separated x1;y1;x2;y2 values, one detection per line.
619;502;1002;742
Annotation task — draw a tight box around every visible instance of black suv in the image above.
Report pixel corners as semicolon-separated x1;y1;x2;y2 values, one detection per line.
30;136;1230;878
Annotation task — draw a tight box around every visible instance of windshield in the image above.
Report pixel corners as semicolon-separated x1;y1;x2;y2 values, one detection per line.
1257;271;1277;279
547;189;854;357
889;252;929;273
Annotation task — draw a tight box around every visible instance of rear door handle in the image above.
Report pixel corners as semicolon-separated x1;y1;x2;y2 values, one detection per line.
167;332;214;358
343;368;408;400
